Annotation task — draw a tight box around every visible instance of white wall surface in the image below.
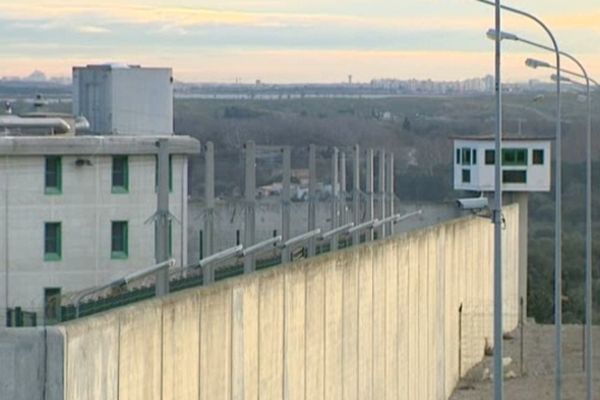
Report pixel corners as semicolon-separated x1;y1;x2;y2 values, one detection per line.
0;154;187;319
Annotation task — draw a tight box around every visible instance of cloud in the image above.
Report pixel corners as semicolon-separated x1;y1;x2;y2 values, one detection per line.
77;25;110;34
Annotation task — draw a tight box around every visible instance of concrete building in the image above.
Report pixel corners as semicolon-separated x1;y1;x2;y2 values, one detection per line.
453;136;552;192
73;64;174;136
1;65;199;325
0;135;199;321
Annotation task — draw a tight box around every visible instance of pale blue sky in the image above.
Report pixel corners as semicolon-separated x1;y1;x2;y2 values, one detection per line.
1;0;598;82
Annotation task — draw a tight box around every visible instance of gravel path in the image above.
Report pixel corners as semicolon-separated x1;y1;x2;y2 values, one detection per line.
450;324;600;399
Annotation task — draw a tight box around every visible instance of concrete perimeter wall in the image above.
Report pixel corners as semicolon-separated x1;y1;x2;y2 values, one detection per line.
59;203;520;400
0;327;64;400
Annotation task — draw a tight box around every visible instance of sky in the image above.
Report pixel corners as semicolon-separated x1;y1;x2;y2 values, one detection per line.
0;0;599;83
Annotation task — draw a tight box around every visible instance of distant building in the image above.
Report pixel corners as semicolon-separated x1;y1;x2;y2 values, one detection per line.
453;136;552;192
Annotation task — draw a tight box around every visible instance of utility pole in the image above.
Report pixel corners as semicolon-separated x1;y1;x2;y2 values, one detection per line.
492;1;504;398
155;139;170;296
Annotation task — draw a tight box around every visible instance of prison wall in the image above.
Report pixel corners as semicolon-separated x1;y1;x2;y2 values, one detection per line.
59;203;520;400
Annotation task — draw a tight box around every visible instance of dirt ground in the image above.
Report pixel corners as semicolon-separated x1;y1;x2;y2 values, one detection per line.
450;323;600;399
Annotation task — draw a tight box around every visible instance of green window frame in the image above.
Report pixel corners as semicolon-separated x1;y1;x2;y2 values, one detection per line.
485;149;495;165
44;222;62;261
502;148;527;166
112;156;129;193
44;156;62;194
111;221;128;259
462;169;471;183
461;148;471;165
532;149;544;165
155;155;173;192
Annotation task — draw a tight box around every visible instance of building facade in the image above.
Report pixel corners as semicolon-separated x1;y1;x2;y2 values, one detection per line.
0;135;199;321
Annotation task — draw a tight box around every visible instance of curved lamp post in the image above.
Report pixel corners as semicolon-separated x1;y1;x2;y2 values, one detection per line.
526;57;595;400
478;4;564;393
476;4;564;399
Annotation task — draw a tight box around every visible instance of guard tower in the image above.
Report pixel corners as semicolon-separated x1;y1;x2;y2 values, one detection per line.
452;135;552;319
453;136;551;192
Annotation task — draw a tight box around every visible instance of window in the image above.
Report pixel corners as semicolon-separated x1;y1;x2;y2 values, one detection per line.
45;156;62;194
456;149;461;165
503;170;527;183
462;169;471;183
111;221;128;259
533;149;544;165
472;149;477;165
44;222;61;261
461;148;471;165
112;156;129;193
485;150;495;165
502;149;527;166
155;155;173;192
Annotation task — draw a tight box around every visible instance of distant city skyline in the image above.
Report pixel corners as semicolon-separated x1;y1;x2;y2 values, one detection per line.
1;0;598;83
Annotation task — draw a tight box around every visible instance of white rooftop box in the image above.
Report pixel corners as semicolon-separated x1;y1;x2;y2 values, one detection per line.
453;136;552;192
73;64;173;136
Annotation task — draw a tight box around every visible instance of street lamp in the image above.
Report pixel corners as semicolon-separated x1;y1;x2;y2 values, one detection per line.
482;19;563;400
526;58;595;400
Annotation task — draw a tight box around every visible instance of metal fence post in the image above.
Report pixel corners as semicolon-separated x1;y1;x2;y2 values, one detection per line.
340;151;347;226
155;138;170;296
520;296;525;376
204;142;215;260
378;149;386;238
244;141;256;273
282;146;292;263
352;145;361;245
331;147;339;251
365;148;374;241
458;303;463;378
308;144;317;256
386;152;395;235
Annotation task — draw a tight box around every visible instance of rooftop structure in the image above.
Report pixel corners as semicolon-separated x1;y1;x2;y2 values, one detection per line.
73;64;173;136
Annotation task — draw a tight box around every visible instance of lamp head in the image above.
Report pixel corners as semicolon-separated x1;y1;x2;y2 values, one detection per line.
525;58;552;69
486;28;519;41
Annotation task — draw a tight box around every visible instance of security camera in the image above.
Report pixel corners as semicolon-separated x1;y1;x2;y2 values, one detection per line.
456;196;489;210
